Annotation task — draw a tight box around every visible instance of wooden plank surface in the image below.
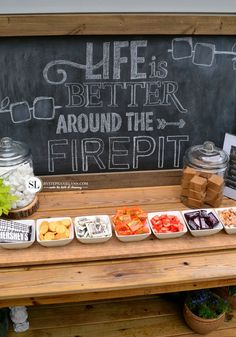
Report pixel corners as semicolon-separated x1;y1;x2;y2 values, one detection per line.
1;185;236;307
1;231;236;268
0;186;236;267
10;297;176;330
40;169;182;191
1;14;236;36
34;186;236;215
7;296;236;337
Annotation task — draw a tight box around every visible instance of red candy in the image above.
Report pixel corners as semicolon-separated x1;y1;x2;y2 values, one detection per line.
150;214;184;233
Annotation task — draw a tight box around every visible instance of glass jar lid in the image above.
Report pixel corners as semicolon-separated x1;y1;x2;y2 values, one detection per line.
184;141;228;170
0;137;30;166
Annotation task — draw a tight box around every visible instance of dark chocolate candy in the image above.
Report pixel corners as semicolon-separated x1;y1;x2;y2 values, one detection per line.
185;209;220;230
188;219;199;230
207;212;219;227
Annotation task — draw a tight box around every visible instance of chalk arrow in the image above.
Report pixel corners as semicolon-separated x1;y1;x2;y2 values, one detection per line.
157;118;185;129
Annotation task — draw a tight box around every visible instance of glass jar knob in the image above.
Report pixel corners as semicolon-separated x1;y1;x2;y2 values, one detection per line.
0;137;13;149
202;141;215;153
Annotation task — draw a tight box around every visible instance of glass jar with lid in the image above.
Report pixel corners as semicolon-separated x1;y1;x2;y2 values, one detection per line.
181;141;228;208
0;137;36;210
184;141;228;176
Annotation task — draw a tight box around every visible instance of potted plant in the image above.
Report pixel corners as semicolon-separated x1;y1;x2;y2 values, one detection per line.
183;289;228;335
214;286;236;310
0;178;18;216
227;286;236;309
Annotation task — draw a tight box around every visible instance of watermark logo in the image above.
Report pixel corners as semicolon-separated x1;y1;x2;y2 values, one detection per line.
26;176;43;193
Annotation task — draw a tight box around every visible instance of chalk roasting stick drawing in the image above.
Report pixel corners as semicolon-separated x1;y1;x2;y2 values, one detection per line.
0;97;61;123
169;37;236;67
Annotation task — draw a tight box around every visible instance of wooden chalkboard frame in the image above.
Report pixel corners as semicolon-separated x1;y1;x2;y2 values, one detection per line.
1;13;235;189
0;14;236;36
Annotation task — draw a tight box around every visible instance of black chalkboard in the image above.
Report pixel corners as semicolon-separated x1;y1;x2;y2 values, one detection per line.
0;35;236;175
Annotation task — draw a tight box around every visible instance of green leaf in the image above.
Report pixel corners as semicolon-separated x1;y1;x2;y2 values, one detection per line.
0;178;18;215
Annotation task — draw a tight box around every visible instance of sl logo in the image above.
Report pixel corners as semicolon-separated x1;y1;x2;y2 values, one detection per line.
26;177;43;193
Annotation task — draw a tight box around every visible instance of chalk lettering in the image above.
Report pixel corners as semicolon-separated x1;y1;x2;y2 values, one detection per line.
109;137;130;170
65;83;85;107
144;82;162;106
133;136;156;169
101;82;125;107
85;42;110;80
124;82;145;108
167;135;189;167
64;81;187;112
81;138;105;172
149;58;168;79
77;114;89;133
56;113;122;134
71;139;78;172
126;112;153;131
48;139;68;172
84;83;103;107
113;41;129;80
158;136;165;168
162;82;187;113
130;40;147;79
47;135;190;173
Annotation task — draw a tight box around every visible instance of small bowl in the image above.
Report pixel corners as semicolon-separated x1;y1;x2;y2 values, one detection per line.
147;211;188;239
115;230;151;242
74;215;112;243
181;209;223;237
0;219;35;249
215;207;236;234
36;217;74;247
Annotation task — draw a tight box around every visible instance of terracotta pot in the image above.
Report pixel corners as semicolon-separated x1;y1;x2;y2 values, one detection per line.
183;303;225;335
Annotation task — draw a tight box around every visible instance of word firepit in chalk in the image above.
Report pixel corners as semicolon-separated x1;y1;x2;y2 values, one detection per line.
0;36;235;175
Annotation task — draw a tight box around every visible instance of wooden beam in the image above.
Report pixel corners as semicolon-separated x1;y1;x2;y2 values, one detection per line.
40;170;182;191
1;250;236;308
0;14;236;36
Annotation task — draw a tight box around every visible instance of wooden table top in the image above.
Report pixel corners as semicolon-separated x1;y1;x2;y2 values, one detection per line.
1;184;236;308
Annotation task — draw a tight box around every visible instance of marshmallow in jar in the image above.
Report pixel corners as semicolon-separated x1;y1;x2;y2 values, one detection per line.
0;137;35;209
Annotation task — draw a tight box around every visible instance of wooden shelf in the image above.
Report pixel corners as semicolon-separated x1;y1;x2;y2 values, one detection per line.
7;296;236;337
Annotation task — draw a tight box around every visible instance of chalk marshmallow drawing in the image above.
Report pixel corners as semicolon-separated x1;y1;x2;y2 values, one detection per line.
168;37;236;67
0;96;61;123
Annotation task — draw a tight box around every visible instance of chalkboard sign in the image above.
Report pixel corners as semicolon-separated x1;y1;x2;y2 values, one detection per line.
0;35;236;175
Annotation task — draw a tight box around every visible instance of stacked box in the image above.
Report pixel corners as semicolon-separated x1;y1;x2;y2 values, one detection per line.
180;166;224;208
205;175;224;207
181;167;197;197
187;176;207;208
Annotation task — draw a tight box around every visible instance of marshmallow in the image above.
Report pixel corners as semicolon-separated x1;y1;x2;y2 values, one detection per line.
2;163;35;209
